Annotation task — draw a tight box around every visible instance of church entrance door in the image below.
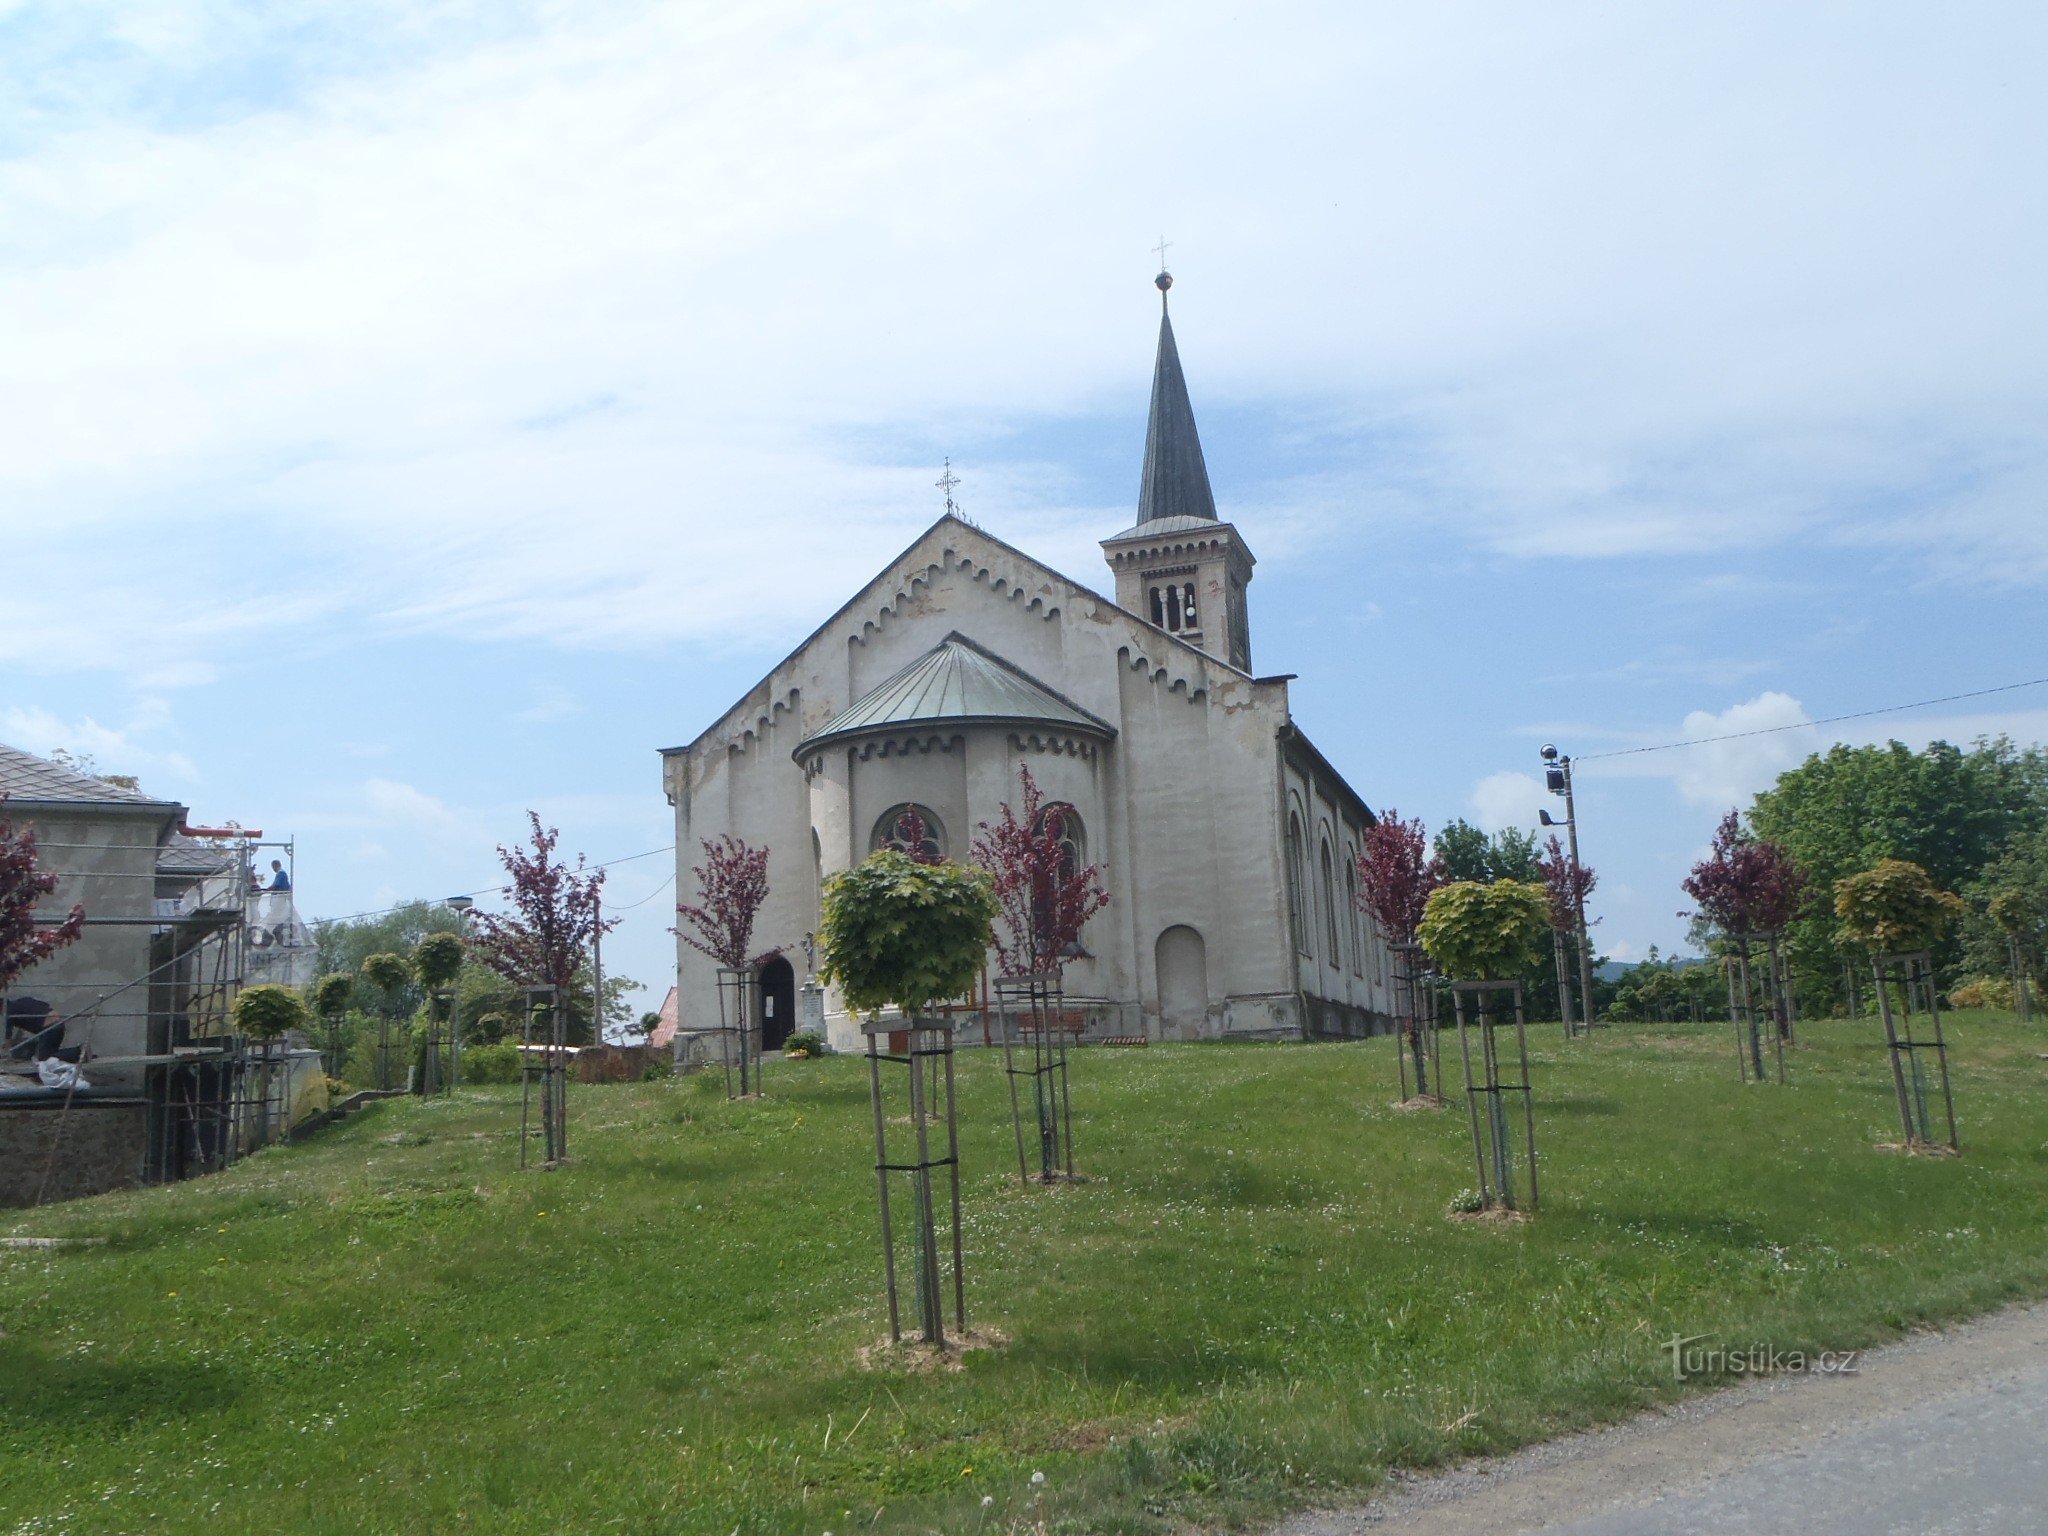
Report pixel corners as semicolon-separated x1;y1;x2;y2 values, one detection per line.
758;956;796;1053
1156;925;1209;1036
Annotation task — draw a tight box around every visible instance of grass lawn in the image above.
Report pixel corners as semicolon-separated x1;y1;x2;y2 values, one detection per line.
5;1009;2047;1535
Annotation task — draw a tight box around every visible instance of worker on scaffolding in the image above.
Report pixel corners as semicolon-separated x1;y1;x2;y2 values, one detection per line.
3;996;65;1062
266;859;291;892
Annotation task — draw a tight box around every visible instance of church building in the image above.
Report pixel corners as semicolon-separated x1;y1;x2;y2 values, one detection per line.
660;274;1395;1050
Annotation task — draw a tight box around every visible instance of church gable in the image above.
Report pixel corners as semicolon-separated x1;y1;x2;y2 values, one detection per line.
689;513;1253;762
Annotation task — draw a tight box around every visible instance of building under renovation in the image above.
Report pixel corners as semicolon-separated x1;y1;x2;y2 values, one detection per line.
0;744;319;1208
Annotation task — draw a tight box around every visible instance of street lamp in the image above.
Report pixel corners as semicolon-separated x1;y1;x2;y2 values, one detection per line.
1539;745;1598;1031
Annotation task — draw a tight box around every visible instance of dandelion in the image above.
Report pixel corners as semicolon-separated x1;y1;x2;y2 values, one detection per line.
1030;1471;1045;1486
981;1495;994;1508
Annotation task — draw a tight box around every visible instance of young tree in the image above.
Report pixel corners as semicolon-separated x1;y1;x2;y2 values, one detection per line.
673;835;774;970
1537;835;1597;1033
971;766;1109;977
1834;859;1965;954
472;814;617;1163
1354;810;1444;1096
412;932;465;990
1682;812;1806;939
1683;810;1806;1076
820;853;998;1018
359;950;413;1091
1418;880;1551;982
233;984;309;1140
0;797;86;991
411;933;466;1094
469;812;618;1046
310;971;354;1076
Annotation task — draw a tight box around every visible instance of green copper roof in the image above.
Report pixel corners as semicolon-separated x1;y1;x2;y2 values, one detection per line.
795;634;1114;760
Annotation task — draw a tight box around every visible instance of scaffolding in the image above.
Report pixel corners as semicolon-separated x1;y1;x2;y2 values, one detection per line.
2;823;310;1205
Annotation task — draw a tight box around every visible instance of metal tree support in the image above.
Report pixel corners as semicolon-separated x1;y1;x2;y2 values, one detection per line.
1450;980;1540;1213
422;988;453;1097
1767;932;1796;1044
1390;944;1440;1101
1729;938;1786;1086
864;1014;967;1347
1551;928;1580;1038
715;967;759;1099
518;984;567;1169
1872;950;1959;1152
994;973;1076;1184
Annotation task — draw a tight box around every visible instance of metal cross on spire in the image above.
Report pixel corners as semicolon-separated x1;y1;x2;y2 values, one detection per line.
1153;234;1172;269
1153;234;1174;301
936;458;961;517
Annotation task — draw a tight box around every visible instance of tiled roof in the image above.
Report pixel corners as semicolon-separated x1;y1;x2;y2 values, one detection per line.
157;832;235;876
0;743;178;809
795;633;1115;759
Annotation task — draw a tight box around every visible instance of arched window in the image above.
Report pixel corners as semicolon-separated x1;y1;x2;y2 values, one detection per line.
1183;582;1198;628
871;804;945;862
1031;802;1084;881
1167;584;1183;629
1287;811;1310;956
1344;856;1361;975
1029;803;1087;956
1320;839;1340;962
1149;586;1164;626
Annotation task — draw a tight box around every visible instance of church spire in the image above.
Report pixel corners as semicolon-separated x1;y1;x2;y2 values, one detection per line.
1135;268;1219;526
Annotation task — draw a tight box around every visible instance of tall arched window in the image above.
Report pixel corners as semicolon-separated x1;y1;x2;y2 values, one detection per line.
871;804;945;862
1031;802;1084;881
1030;803;1087;957
1343;856;1361;975
1149;586;1165;626
1183;582;1198;628
1320;839;1340;962
1287;811;1310;956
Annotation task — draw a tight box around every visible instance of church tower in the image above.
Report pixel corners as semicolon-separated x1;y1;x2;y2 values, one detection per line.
1101;269;1257;672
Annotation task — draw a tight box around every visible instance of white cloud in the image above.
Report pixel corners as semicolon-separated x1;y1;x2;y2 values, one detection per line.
3;3;2046;679
0;703;199;786
1471;771;1546;834
1595;691;1820;808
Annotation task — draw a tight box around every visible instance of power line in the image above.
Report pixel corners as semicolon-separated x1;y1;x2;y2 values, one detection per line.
612;872;676;911
1579;676;2048;762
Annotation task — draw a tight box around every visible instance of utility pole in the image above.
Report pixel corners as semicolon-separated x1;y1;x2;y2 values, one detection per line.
591;890;605;1051
1541;745;1599;1030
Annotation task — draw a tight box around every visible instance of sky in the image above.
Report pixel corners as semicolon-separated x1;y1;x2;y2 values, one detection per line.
4;0;2046;1013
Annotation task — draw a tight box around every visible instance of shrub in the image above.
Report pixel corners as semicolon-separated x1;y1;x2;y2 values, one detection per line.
457;1040;524;1084
1949;976;2015;1010
782;1031;828;1058
1417;880;1551;981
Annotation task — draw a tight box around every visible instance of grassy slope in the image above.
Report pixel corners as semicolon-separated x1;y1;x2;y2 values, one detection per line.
4;1011;2045;1535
